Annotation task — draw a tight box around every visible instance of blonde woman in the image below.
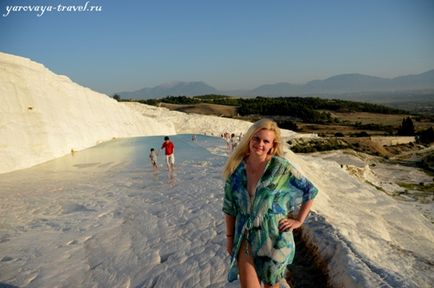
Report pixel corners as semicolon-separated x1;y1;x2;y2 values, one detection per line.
223;119;318;288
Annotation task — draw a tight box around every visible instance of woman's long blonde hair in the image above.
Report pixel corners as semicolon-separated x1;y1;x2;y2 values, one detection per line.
223;119;284;179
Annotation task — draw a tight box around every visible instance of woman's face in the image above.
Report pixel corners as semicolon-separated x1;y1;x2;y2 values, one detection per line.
249;129;275;157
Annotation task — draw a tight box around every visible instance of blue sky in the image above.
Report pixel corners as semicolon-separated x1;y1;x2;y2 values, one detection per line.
1;0;433;95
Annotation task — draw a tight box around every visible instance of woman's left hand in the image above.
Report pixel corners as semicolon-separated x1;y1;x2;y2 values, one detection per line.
278;217;302;232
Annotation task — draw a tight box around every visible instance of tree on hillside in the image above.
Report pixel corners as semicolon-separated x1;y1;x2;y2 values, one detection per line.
397;117;415;136
277;119;299;131
113;94;121;101
418;127;434;144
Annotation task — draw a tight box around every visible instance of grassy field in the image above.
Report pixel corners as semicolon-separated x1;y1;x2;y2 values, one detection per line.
327;111;409;126
159;102;433;135
155;102;433;160
159;102;237;117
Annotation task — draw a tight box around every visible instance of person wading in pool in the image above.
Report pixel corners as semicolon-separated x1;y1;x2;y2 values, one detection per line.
161;136;175;170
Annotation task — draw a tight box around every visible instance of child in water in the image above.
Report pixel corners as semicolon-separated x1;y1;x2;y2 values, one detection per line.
149;148;159;169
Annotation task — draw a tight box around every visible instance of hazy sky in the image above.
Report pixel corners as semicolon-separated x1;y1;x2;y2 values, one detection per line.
1;0;433;95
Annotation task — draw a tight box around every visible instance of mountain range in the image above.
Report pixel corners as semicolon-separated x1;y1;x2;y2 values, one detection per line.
116;69;434;100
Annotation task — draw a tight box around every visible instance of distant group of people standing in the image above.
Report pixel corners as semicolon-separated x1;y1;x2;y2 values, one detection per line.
222;132;243;152
149;136;175;171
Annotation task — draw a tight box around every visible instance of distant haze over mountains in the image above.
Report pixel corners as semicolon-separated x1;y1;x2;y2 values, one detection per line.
117;69;434;99
118;81;219;100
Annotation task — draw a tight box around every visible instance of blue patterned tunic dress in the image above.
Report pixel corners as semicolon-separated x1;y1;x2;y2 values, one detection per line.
223;156;318;284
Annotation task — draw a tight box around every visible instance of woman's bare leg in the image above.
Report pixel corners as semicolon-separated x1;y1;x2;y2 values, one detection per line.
237;239;261;288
